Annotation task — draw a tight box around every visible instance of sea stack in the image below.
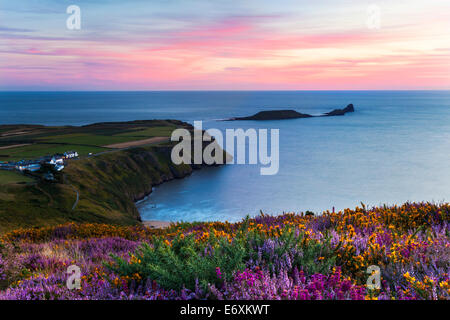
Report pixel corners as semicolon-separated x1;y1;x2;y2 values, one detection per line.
323;104;354;116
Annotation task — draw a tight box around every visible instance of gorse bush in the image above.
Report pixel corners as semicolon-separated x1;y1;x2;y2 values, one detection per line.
107;221;338;291
292;234;337;275
107;233;246;291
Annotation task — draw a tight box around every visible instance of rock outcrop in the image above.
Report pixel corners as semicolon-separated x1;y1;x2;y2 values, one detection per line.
323;104;354;116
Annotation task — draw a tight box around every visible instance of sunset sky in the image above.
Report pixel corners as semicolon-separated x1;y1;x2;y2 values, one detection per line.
1;0;450;90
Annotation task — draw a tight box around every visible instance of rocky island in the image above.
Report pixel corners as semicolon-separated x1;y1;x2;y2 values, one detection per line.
228;104;354;120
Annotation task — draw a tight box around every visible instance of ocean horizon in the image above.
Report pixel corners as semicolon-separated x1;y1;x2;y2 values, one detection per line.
1;90;450;222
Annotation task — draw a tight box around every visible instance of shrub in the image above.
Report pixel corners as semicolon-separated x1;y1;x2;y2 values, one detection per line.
107;233;246;291
246;227;338;275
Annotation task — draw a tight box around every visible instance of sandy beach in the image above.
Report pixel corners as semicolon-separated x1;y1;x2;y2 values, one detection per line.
143;220;172;229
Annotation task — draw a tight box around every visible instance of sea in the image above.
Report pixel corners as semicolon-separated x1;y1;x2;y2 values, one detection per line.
1;91;449;222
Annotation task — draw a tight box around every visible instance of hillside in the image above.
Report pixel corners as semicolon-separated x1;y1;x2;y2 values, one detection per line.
0;120;221;232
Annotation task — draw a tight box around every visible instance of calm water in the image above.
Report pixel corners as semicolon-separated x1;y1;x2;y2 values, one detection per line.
1;91;450;221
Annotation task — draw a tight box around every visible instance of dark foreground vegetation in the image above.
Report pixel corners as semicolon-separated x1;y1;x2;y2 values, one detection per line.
0;202;448;300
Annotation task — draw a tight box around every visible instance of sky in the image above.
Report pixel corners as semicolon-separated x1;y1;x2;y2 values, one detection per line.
1;0;450;90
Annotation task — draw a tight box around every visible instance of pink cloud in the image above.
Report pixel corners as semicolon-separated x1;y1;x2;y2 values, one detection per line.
1;14;449;90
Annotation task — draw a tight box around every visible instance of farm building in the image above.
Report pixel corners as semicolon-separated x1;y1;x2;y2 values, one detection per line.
64;151;78;159
49;156;64;165
0;150;77;174
16;163;41;172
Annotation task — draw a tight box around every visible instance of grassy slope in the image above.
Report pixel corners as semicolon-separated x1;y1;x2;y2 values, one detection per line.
0;171;34;185
0;145;196;233
64;144;195;225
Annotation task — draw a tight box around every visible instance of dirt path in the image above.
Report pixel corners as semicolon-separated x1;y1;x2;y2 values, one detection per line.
0;143;31;150
103;137;169;149
0;131;30;137
69;185;79;211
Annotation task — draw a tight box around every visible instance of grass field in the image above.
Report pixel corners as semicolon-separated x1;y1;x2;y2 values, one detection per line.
39;134;135;146
0;170;34;185
114;126;177;138
0;144;107;161
0;122;178;161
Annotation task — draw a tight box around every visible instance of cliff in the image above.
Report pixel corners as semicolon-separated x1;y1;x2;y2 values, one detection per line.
64;144;202;225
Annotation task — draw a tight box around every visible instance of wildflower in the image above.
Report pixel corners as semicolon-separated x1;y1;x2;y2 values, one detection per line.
216;267;222;280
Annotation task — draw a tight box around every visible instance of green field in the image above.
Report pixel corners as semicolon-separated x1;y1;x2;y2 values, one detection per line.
0;122;178;162
0;170;34;185
39;134;135;146
0;144;107;161
114;126;177;138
